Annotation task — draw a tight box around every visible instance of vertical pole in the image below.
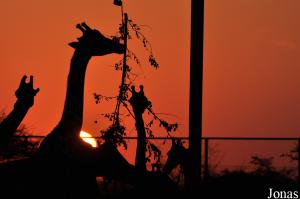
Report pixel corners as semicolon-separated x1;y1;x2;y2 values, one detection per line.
204;138;209;179
115;13;128;124
121;13;128;90
189;0;204;188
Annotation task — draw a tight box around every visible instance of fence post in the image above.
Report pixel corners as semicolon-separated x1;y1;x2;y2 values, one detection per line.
189;0;204;188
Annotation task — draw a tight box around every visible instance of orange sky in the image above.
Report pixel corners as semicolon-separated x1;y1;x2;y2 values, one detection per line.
0;0;300;139
204;0;300;138
0;0;190;138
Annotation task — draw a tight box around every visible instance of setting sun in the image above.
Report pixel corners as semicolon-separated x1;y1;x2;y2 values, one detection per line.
80;131;98;148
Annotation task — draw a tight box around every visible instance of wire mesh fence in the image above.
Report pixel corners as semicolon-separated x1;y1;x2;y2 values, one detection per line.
1;135;299;184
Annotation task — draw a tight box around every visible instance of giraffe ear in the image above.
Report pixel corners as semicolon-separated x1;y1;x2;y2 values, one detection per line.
34;88;40;95
69;42;79;48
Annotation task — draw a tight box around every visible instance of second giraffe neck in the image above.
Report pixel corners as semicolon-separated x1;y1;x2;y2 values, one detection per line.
134;113;146;172
58;50;91;134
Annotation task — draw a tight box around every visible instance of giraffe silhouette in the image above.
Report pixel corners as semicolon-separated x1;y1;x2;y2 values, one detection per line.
0;75;39;150
128;85;179;197
32;22;136;198
129;85;151;173
36;22;123;159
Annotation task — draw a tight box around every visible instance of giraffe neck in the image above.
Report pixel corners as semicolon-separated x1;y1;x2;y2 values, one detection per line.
0;102;30;149
57;50;91;136
134;113;147;172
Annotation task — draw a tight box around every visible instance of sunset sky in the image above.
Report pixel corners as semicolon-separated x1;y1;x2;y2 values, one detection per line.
0;0;300;151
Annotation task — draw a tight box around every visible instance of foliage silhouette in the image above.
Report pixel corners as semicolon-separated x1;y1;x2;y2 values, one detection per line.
281;143;299;162
94;2;178;168
203;155;298;199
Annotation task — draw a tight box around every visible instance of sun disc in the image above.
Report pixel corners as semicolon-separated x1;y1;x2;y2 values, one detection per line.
80;131;98;148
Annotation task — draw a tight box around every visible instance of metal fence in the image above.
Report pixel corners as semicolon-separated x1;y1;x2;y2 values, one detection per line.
3;135;300;183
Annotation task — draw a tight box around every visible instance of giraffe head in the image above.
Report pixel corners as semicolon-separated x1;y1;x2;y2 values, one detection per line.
129;85;151;116
15;75;39;108
69;22;124;56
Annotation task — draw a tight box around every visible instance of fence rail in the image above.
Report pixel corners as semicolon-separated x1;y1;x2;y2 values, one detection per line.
9;135;300;182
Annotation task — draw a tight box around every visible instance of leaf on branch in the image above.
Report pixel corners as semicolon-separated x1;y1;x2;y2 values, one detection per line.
100;122;127;149
93;93;117;104
149;55;159;69
93;93;101;104
159;120;178;133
